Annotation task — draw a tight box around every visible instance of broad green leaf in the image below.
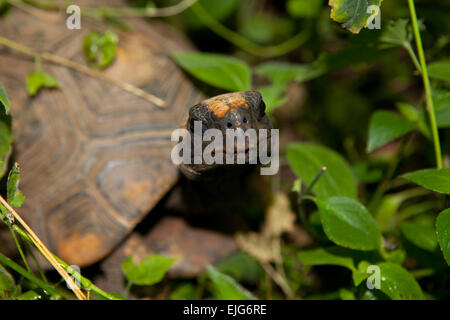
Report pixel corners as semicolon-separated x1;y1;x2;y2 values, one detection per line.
204;265;256;300
26;71;60;96
83;30;118;69
0;264;15;298
121;255;175;286
0;110;12;178
287;143;357;199
172;52;251;91
436;208;450;265
169;283;197;300
434;89;450;128
367;111;417;152
7;162;25;207
428;60;450;82
400;222;438;252
353;162;383;183
287;0;322;18
402;168;450;194
380;19;410;47
396;102;418;122
339;288;356;300
378;262;425;300
215;251;263;286
352;260;371;286
297;246;356;271
312;196;382;250
329;0;383;34
0;83;10;113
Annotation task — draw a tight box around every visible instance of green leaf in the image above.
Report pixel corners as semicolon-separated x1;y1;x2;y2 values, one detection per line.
352;260;371;286
172;52;251;91
0;83;10;113
169;283;197;300
83;30;118;69
367;111;417;152
400;222;438;252
183;0;239;29
380;19;411;47
329;0;383;34
297;246;356;271
402;168;450;194
121;255;175;286
7;162;25;207
16;290;42;300
204;265;256;300
215;251;263;286
0;108;12;179
434;89;450;128
312;196;382;250
26;71;60;96
339;288;356;300
0;263;15;298
287;0;322;18
377;262;425;300
436;208;450;265
287;143;357;199
396;102;418;122
428;60;450;82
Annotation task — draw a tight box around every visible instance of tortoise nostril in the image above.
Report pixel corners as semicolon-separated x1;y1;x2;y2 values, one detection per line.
227;122;233;128
243;117;248;123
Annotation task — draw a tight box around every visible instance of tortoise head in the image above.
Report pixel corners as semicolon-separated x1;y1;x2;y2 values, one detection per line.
181;91;273;178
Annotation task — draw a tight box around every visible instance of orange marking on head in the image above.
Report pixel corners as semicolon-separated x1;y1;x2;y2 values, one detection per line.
210;101;230;118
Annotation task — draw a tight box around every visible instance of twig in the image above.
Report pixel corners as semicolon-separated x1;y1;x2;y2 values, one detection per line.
0;196;86;300
81;0;198;18
260;262;295;299
190;3;311;58
408;0;442;168
0;36;165;108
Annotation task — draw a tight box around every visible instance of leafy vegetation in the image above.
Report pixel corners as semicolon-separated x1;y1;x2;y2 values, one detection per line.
0;0;449;300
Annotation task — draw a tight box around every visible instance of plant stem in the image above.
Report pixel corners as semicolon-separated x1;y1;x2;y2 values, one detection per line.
407;0;442;169
0;252;73;299
0;196;86;300
0;36;165;107
12;224;121;300
8;225;32;273
191;3;311;58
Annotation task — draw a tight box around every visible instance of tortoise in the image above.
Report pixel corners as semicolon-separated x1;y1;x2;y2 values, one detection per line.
0;0;274;278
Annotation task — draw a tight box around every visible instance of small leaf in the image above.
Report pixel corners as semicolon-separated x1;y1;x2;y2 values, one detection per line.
297;246;356;271
0;264;15;298
172;52;251;91
329;0;383;34
26;71;60;96
428;60;450;82
377;262;425;300
215;251;264;286
436;208;450;265
0;83;10;113
380;19;411;47
339;288;356;300
396;102;418;122
7;162;25;207
16;290;42;300
169;283;197;300
0;108;12;178
204;265;256;300
367;111;417;152
83;30;118;69
121;255;175;286
402;168;450;194
400;222;438;252
312;196;382;250
287;143;357;199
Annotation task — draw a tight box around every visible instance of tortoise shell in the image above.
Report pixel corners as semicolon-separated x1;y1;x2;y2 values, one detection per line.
0;1;203;266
